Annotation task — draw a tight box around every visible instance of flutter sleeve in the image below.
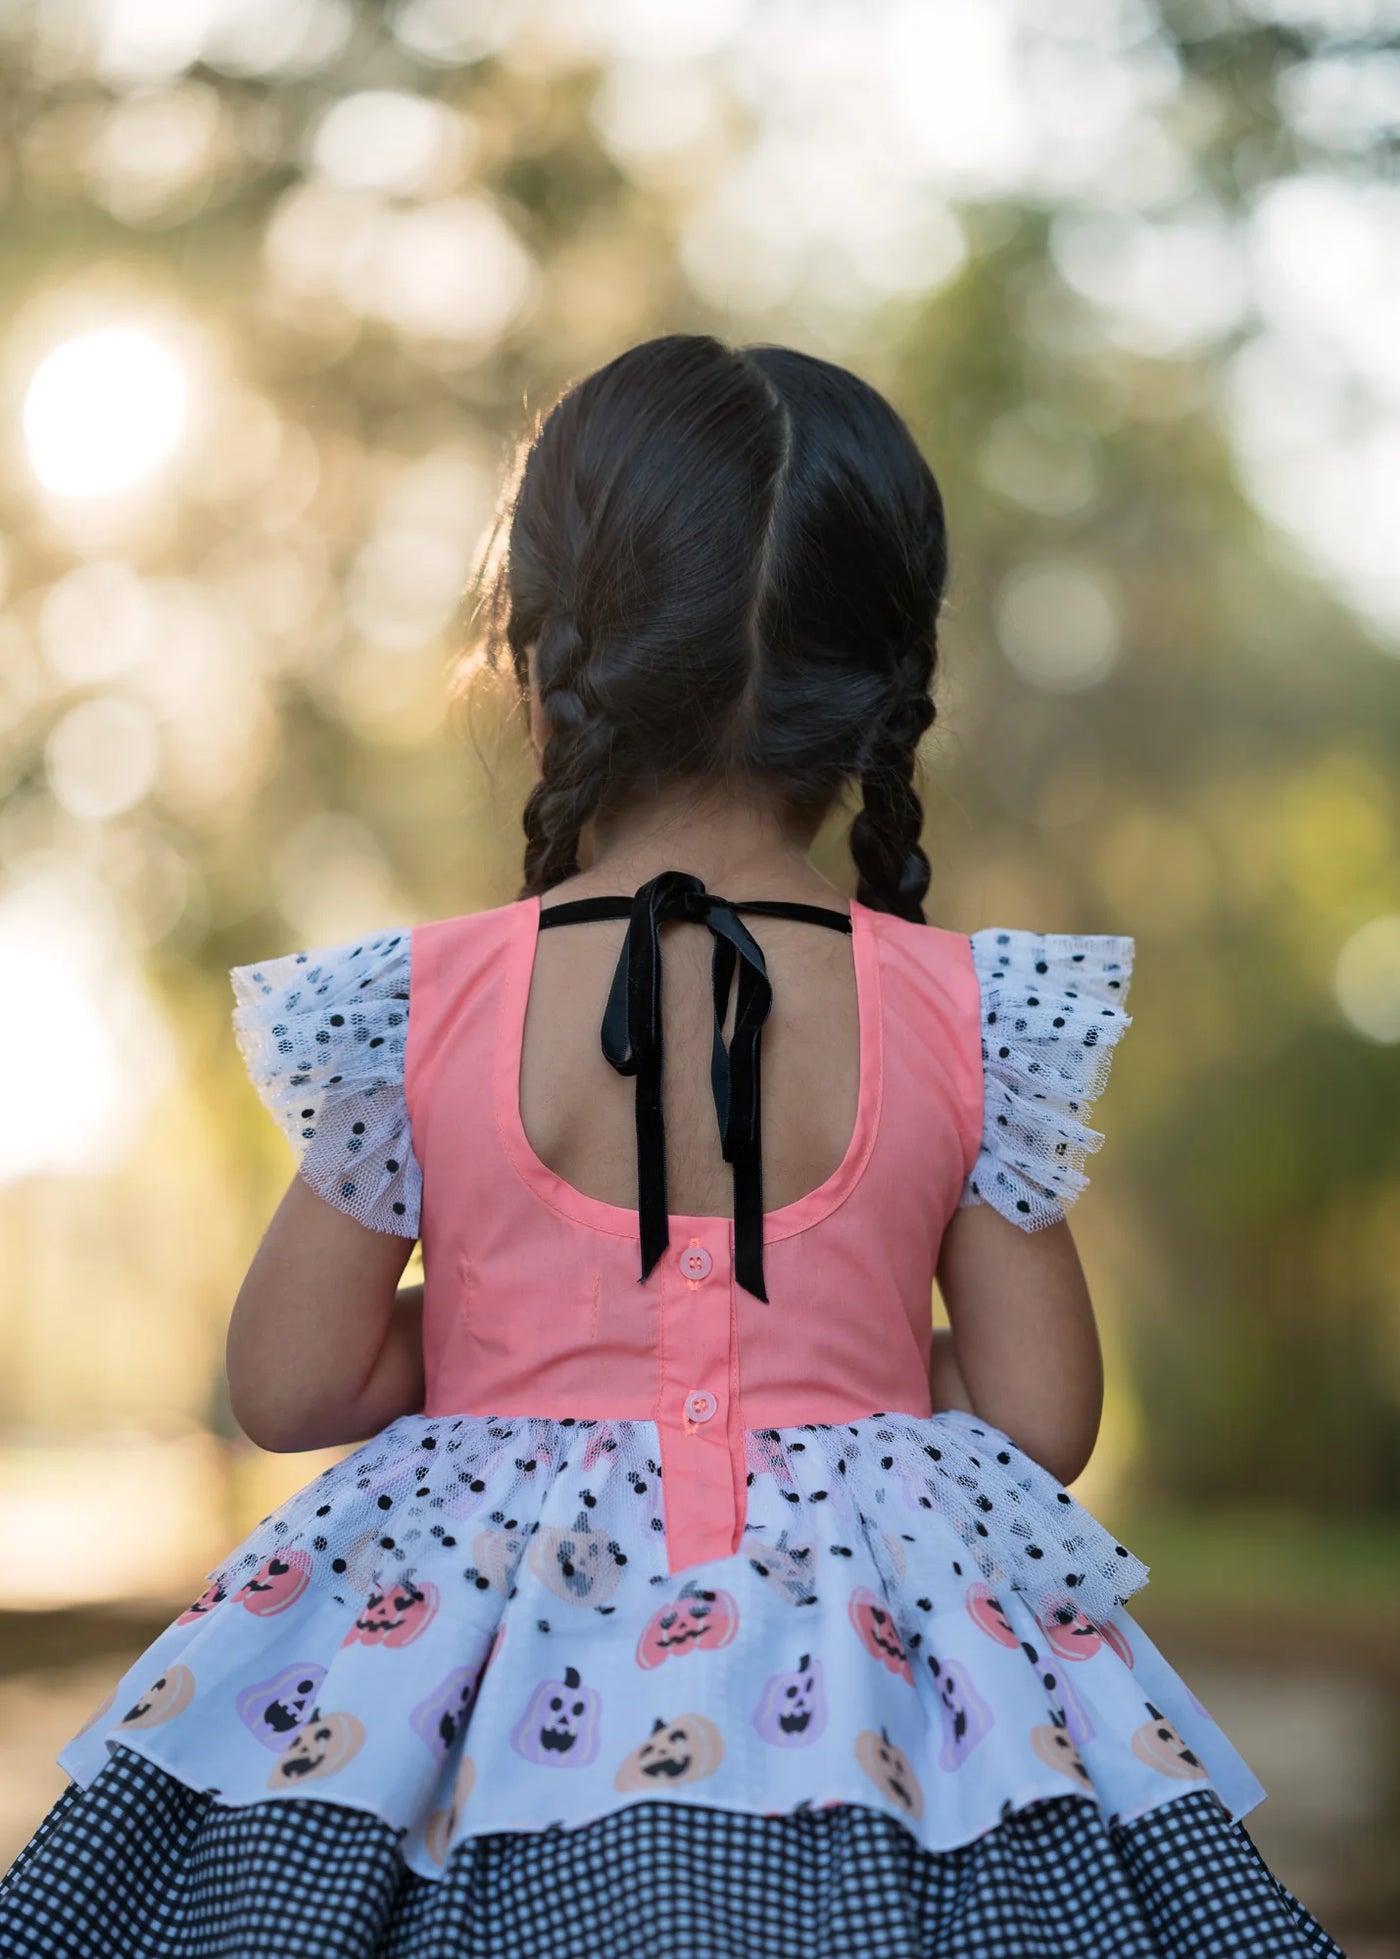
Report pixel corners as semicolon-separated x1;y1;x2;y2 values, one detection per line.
957;928;1135;1230
229;928;422;1238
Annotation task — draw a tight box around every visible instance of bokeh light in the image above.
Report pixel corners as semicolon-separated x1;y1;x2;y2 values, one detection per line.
1335;915;1400;1044
23;326;188;497
994;562;1122;691
45;695;161;821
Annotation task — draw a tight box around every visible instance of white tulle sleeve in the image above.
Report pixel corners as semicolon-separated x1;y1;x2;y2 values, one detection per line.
957;928;1135;1230
229;928;422;1238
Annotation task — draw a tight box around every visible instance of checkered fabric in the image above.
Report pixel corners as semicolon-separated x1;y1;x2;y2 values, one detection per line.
0;1744;1346;1959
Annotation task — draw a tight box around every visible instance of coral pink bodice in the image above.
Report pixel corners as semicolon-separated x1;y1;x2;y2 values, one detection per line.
404;890;983;1570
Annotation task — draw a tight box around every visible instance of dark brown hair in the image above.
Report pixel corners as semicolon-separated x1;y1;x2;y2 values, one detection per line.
471;334;948;921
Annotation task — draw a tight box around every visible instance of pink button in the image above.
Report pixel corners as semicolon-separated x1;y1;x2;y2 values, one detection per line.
684;1389;717;1423
678;1245;712;1281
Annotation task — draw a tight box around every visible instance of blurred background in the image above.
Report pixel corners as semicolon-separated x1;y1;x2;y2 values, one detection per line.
0;0;1397;1942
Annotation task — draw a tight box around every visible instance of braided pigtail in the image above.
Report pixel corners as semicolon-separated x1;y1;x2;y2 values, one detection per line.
518;617;615;898
848;644;937;924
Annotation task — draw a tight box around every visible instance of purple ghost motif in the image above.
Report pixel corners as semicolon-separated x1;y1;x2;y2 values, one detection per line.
410;1664;480;1765
752;1654;828;1747
927;1653;995;1770
235;1664;327;1750
509;1666;603;1767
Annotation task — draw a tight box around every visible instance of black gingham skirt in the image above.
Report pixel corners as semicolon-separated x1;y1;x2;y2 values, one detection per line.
0;1744;1346;1959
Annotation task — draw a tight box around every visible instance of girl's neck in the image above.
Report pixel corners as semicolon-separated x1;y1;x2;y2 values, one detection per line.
559;779;842;905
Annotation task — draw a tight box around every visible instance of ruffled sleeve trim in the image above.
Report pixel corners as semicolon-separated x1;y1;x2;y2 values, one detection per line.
230;929;422;1239
957;928;1134;1231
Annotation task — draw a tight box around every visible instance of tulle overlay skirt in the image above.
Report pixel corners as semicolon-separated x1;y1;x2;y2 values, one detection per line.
0;1408;1348;1956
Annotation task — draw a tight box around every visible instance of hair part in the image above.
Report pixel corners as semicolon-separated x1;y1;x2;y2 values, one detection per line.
464;334;948;923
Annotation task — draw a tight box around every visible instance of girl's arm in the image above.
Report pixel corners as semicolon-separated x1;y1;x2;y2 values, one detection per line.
227;1173;423;1453
933;1202;1103;1485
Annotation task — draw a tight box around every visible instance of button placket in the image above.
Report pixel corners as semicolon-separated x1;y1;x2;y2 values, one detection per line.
654;1230;743;1572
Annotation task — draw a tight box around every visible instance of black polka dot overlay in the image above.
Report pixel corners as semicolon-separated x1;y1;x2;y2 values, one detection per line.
958;929;1135;1232
230;931;422;1238
204;1407;1149;1643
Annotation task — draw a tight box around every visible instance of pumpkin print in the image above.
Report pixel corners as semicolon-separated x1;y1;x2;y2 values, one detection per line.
176;1579;226;1625
1031;1711;1093;1791
236;1664;327;1750
927;1653;995;1770
424;1747;478;1864
410;1663;480;1764
528;1525;627;1606
118;1664;196;1730
424;1805;455;1867
1023;1638;1096;1748
339;1529;390;1592
855;1726;924;1819
267;1708;365;1787
847;1587;914;1684
744;1427;787;1492
615;1714;724;1791
581;1427;621;1476
467;1524;530;1593
341;1579;439;1649
635;1582;739;1669
965;1581;1018;1648
1098;1616;1135;1668
232;1551;313;1616
747;1531;817;1608
1131;1701;1209;1780
510;1665;603;1767
1045;1655;1095;1747
752;1654;828;1747
1037;1599;1104;1662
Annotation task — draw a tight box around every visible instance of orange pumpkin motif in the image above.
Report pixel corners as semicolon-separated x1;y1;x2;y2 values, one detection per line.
267;1708;366;1787
847;1587;914;1684
1036;1598;1104;1662
965;1581;1018;1648
855;1727;924;1819
176;1579;227;1625
423;1753;477;1866
615;1714;725;1790
117;1664;196;1730
232;1551;312;1617
635;1581;739;1669
1030;1712;1093;1791
1130;1702;1209;1780
341;1579;440;1649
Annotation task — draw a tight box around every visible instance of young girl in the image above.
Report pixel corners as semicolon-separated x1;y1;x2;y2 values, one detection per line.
0;336;1345;1958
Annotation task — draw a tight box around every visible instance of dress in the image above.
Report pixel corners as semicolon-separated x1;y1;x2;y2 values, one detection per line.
0;869;1346;1959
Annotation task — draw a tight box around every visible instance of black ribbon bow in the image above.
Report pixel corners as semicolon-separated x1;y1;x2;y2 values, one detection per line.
538;869;853;1303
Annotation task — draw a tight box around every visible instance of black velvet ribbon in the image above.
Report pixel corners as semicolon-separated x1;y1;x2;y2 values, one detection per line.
538;869;853;1303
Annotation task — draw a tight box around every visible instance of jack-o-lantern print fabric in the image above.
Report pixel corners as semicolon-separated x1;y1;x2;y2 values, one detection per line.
56;1407;1265;1887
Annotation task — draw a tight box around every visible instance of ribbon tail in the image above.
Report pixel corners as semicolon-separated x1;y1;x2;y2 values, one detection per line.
731;1081;768;1302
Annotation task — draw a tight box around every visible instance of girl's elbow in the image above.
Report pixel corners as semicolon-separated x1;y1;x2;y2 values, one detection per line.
1034;1408;1101;1486
228;1386;299;1454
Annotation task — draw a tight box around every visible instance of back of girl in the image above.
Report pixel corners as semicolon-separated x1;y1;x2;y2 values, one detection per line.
0;336;1346;1959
